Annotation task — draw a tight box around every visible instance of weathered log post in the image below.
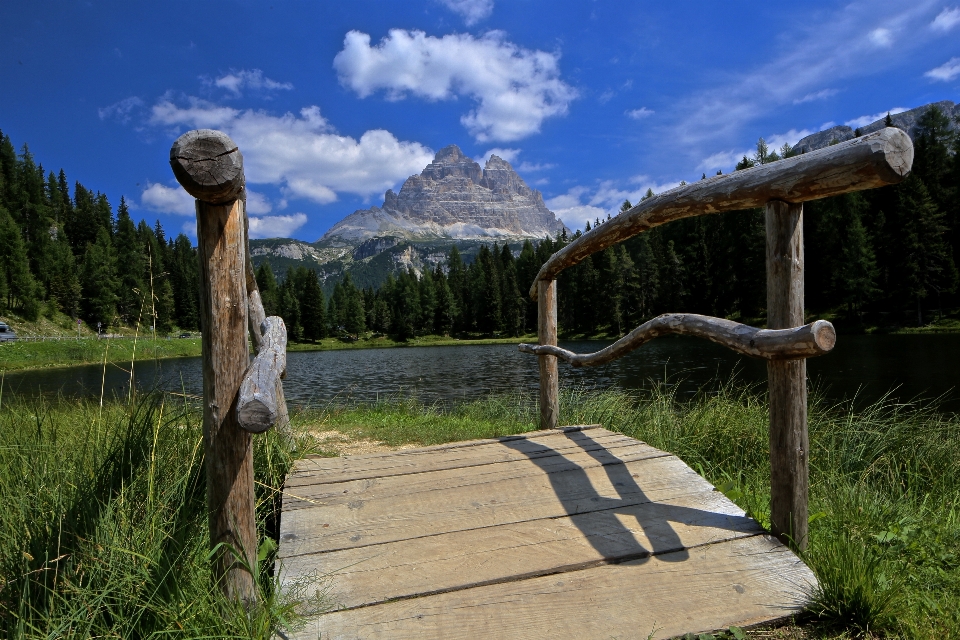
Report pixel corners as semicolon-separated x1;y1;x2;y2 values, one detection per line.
538;279;559;429
765;200;808;551
170;129;258;604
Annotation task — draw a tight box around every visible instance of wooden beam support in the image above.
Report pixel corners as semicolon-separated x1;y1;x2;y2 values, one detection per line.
171;129;258;605
765;200;809;551
237;317;289;434
537;279;559;430
530;128;913;299
519;314;835;365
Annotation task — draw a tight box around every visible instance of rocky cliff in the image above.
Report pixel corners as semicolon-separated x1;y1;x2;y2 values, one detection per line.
792;100;960;154
319;145;567;245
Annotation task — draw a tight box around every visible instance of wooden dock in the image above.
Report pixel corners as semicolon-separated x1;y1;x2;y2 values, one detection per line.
277;425;816;639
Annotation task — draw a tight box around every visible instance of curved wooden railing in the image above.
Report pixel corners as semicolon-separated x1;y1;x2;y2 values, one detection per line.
519;128;913;551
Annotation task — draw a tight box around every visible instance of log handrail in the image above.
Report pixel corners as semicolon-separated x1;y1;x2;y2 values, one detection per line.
519;315;836;366
529;128;913;299
237;317;289;433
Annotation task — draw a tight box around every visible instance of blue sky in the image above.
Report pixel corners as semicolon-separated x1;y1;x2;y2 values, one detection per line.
2;1;959;242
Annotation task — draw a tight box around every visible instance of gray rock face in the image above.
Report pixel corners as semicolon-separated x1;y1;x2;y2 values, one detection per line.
792;101;960;154
320;145;566;244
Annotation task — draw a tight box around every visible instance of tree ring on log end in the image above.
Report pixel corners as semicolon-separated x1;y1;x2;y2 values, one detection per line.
170;129;245;204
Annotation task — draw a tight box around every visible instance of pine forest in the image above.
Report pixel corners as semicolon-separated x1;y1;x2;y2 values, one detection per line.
2;105;959;340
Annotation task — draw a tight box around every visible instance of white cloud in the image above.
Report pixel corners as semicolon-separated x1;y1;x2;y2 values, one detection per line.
671;1;938;158
181;221;197;239
844;107;908;128
98;96;144;123
517;161;555;172
625;107;654;119
147;98;434;203
245;190;272;215
925;57;960;81
436;0;493;25
248;213;308;239
766;128;815;149
208;69;293;96
869;27;894;47
932;6;960;31
475;147;521;164
333;29;577;142
793;88;838;104
140;182;195;216
697;128;813;172
546;178;682;230
820;121;837;130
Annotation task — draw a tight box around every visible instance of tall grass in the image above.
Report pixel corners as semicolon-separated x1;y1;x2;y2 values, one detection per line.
0;391;321;638
302;382;960;638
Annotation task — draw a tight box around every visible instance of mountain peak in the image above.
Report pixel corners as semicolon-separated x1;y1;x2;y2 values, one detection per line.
320;143;566;244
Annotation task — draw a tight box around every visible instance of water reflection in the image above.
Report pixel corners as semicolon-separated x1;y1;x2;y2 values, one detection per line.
2;333;958;412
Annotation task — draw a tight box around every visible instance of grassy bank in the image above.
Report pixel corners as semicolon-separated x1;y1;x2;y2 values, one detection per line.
3;384;958;637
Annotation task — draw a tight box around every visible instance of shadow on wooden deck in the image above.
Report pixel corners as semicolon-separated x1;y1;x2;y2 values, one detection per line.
277;425;815;639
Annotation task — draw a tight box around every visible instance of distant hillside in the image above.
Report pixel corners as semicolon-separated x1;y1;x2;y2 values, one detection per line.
792;100;960;154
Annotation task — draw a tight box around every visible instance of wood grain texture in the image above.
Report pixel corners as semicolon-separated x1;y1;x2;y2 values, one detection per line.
529;127;913;299
195;197;257;604
520;314;835;365
294;535;814;640
766;200;809;551
537;279;559;429
237;317;288;434
279;447;694;558
280;489;762;611
170;129;245;204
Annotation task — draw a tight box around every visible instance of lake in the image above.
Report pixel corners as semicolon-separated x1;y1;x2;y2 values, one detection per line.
3;334;959;412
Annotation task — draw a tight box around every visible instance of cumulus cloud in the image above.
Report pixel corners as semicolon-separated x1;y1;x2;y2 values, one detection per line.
475;147;521;164
546;178;681;230
436;0;493;25
844;107;908;128
140;182;195;216
245;190;272;215
925;57;960;81
517;161;555;172
333;29;577;142
147;97;434;204
793;88;838;104
932;6;960;31
98;96;144;123
625;107;654;119
248;213;308;239
208;69;293;96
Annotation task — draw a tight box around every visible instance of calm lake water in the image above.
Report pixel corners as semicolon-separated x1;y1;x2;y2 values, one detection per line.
3;334;960;412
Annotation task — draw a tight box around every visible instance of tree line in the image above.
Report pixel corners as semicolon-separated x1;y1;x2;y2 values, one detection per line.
3;105;957;339
0;129;202;332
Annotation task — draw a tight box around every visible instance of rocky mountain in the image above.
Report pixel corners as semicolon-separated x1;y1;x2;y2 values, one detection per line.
250;145;567;293
320;145;567;245
792;100;960;154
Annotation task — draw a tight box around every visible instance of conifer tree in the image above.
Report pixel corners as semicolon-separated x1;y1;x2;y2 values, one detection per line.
114;197;145;324
80;228;119;327
301;268;326;341
0;205;39;318
255;261;280;317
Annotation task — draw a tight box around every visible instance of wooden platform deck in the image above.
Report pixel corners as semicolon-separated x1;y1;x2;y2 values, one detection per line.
277;425;816;639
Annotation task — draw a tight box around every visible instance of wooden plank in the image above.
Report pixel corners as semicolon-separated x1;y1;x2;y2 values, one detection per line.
530;127;912;297
766;200;809;550
537;279;559;429
280;438;668;515
280;489;764;610
287;427;625;487
295;535;815;640
279;453;706;557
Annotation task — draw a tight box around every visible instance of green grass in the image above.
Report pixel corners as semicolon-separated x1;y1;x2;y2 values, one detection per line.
0;391;325;639
297;383;960;638
0;337;203;372
3;381;958;638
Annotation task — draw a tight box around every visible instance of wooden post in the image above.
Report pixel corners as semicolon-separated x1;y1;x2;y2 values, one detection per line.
538;279;559;429
765;200;808;551
170;129;258;604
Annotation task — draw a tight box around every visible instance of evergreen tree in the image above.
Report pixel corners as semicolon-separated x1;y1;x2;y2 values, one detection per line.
0;206;39;318
418;268;437;335
301;269;326;341
80;228;119;327
168;234;200;330
114;196;145;324
499;245;524;337
255;261;280;317
278;268;303;341
433;265;457;335
446;246;467;332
